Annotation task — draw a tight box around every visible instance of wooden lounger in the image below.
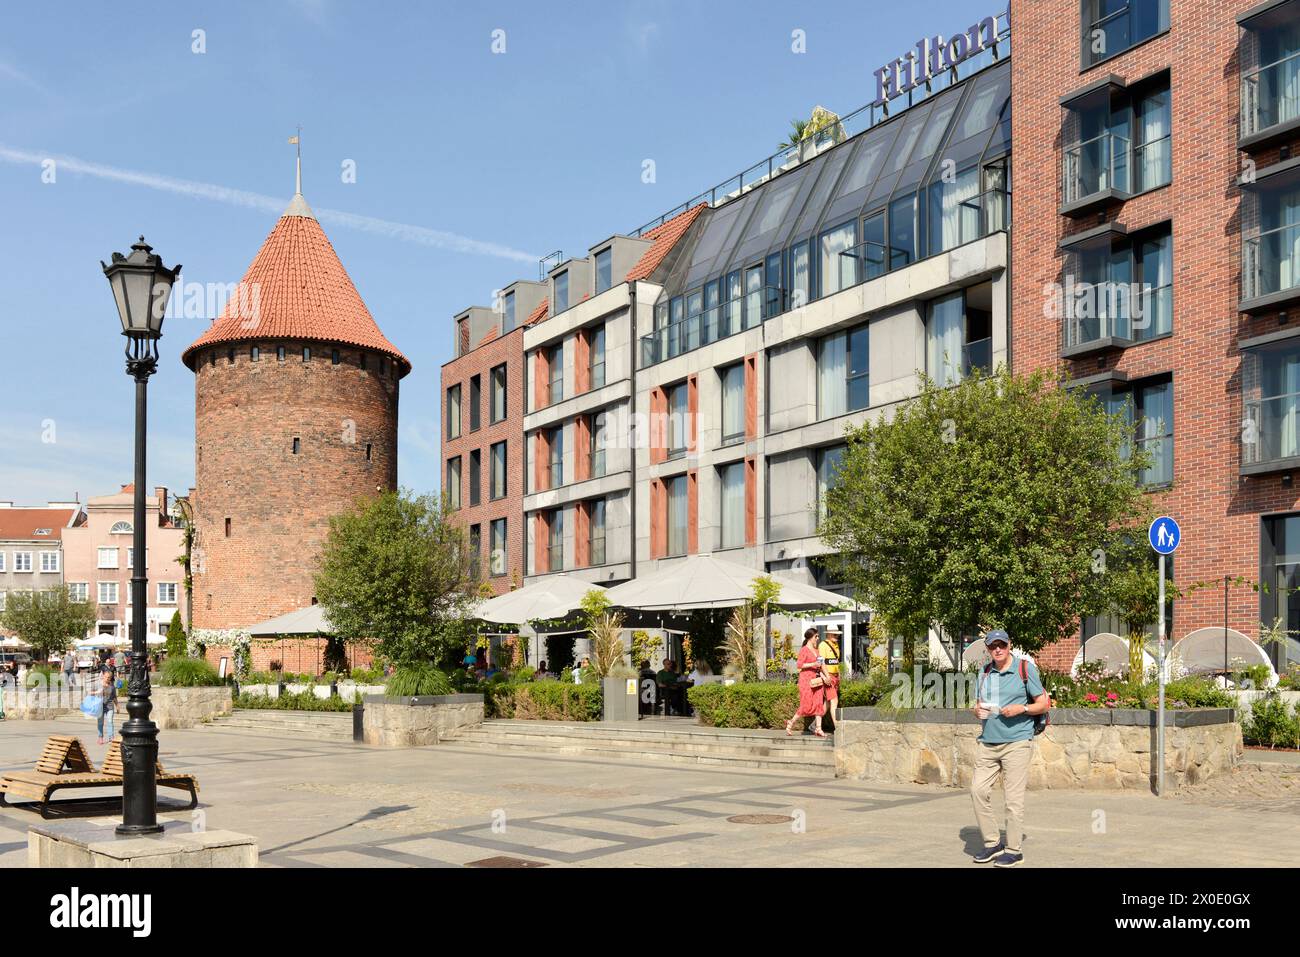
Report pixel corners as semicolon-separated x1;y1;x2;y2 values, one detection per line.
0;735;199;818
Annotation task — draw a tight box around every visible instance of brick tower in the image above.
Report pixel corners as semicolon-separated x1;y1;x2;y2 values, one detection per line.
182;188;410;640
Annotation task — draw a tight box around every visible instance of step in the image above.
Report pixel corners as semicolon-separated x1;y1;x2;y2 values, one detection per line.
452;727;831;761
444;737;836;776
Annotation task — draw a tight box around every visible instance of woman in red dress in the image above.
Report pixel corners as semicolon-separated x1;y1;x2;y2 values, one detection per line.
785;630;827;737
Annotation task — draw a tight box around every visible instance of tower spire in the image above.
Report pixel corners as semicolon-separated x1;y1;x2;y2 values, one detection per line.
290;125;302;195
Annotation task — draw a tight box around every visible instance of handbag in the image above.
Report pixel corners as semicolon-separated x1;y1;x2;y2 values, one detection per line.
808;675;825;689
80;693;104;719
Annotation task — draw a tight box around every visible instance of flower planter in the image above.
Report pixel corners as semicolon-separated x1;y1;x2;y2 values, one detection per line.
152;686;233;729
360;693;485;747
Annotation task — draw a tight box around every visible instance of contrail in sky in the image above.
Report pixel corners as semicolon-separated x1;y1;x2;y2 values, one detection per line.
0;144;538;264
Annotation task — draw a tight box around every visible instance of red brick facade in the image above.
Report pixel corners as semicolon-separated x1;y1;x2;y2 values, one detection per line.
1011;0;1300;669
440;325;525;594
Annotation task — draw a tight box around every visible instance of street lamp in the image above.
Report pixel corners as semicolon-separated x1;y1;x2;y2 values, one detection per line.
101;236;181;836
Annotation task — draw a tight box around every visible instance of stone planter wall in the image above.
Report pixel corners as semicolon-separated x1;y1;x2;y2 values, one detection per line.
151;686;233;729
0;683;82;719
237;683;384;702
361;694;484;747
834;707;1242;791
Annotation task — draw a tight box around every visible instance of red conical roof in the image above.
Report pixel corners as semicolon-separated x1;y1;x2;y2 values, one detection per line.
181;197;410;375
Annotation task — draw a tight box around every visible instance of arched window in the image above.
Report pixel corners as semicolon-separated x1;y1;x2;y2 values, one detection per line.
109;521;133;535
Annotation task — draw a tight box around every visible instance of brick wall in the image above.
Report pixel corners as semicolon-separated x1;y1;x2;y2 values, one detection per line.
191;339;399;632
441;325;526;594
1010;0;1300;670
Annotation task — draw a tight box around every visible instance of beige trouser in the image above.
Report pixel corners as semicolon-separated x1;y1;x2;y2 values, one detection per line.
971;739;1033;853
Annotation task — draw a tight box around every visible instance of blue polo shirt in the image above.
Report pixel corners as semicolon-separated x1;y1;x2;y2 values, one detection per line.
977;656;1045;744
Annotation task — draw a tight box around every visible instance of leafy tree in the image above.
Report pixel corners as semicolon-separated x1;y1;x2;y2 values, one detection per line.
314;490;473;668
0;586;95;663
165;610;187;659
820;367;1150;653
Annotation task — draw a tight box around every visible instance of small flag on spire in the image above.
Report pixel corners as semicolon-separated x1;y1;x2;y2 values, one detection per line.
288;135;299;145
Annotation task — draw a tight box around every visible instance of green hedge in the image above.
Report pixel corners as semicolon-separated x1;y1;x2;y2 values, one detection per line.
486;680;602;721
234;691;354;712
687;676;893;730
157;657;222;688
1242;693;1300;749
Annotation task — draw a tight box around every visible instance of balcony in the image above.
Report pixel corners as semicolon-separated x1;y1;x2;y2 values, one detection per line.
1242;51;1300;148
963;337;993;378
640;286;782;367
1242;222;1300;314
1243;392;1300;474
1061;132;1130;216
1062;310;1134;359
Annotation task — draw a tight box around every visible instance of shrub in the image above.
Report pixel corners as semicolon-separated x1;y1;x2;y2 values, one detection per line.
1163;677;1234;709
386;664;452;698
512;666;536;682
234;691;354;712
486;680;601;721
1242;693;1300;749
23;665;55;689
156;657;222;687
688;682;798;729
350;666;385;684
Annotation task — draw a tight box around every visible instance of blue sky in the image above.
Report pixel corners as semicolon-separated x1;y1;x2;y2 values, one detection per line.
0;0;998;506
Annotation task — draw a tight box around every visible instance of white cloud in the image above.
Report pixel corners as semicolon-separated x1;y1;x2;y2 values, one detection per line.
0;55;58;101
0;144;539;264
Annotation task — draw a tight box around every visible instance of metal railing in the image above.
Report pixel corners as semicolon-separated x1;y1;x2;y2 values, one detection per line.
1132;134;1171;193
629;24;1011;238
1244;222;1300;302
963;337;993;377
1062;131;1131;205
1242;50;1300;140
1063;306;1132;351
1243;392;1300;467
641;286;785;366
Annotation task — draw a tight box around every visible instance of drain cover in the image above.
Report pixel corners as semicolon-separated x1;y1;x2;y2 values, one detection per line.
465;855;548;868
727;814;794;825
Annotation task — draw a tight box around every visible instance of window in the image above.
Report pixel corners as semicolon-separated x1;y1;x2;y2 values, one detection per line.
292;437;300;455
549;426;564;488
360;353;368;371
744;265;763;329
1133;231;1172;340
818;323;870;418
720;461;746;549
503;291;516;332
817;445;847;520
490;519;508;577
97;547;118;569
1261;515;1300;667
490;365;507;423
1242;17;1300;141
228;347;235;364
126;548;147;570
667;381;689;457
1063;77;1170;205
1082;0;1168;69
446;457;462;510
225;517;231;538
251;346;260;362
589;325;606;390
0;591;5;612
1064;225;1171;348
590;413;606;478
277;346;286;362
469;449;482;506
595;248;613;293
68;582;88;603
555;271;569;313
548;509;564;571
98;582;119;605
858;211;887;281
469;375;482;431
158;582;177;604
1100;378;1173;486
549;344;564;404
927;286;993;387
303;346;311;362
366;443;372;461
721;363;746;445
40;552;59;573
109;521;132;535
726;270;744;331
331;349;341;365
889;194;917;269
667;474;688;557
1244;181;1300;304
0;553;5;572
480;443;503;502
13;552;31;573
468;525;482;581
818;221;858;297
446;385;462;439
589;499;607;566
1245;340;1300;470
1133;86;1171;193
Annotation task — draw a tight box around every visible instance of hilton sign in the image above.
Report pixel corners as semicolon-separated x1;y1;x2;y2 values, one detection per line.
872;11;1006;108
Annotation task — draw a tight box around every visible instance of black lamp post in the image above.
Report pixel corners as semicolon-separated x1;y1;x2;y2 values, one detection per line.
102;237;181;836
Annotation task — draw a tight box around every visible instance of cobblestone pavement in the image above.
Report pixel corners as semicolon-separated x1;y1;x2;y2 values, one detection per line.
1;719;1297;868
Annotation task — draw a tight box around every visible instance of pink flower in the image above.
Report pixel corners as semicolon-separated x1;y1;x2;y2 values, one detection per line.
1106;691;1119;700
1085;693;1099;703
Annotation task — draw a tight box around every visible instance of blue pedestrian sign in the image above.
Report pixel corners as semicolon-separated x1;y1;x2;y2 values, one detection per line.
1149;516;1180;555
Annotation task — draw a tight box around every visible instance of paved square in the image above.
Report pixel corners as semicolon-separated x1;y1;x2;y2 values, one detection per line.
1;718;1297;867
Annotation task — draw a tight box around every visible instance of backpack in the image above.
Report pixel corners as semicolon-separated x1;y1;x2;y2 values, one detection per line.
980;659;1050;736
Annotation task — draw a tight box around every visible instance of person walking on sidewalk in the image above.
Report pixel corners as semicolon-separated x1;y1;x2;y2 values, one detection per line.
94;663;119;745
785;629;827;737
970;629;1049;868
817;625;843;728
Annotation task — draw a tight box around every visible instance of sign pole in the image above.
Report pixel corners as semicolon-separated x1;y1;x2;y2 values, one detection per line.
1157;553;1166;797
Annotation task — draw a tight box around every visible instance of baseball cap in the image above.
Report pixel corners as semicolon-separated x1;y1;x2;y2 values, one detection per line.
983;629;1010;646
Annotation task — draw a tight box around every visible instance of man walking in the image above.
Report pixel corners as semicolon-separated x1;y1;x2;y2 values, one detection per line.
62;649;76;689
970;629;1050;867
817;625;843;728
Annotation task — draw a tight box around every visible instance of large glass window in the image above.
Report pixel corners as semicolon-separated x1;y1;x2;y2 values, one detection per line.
818;322;869;418
1133;86;1171;193
555;271;569;313
491;441;507;499
549;343;564;404
725;270;743;333
889;193;916;270
744;265;763;329
490;519;507;576
720;461;746;549
1246;182;1300;302
491;365;507;423
548;510;564;571
503;291;516;332
1243;19;1300;140
818;221;858;298
590;499;607;566
927;286;992;387
816;445;846;521
590;413;607;478
590;324;606;389
469;374;481;431
468;525;481;581
445;385;461;440
1134;231;1172;341
1262;515;1300;668
595;248;613;293
469;449;481;506
1082;0;1168;68
765;252;783;318
446;457;461;510
1244;341;1300;469
668;381;689;457
927;165;982;256
1133;379;1172;487
549;426;564;488
667;475;688;557
721;363;746;445
788;243;811;309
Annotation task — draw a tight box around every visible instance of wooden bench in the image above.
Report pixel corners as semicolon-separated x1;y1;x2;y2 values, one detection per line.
0;735;199;818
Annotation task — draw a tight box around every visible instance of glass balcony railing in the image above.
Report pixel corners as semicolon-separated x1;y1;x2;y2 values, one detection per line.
1242;50;1300;142
590;536;606;567
1243;222;1300;303
1243;393;1300;468
1063;308;1132;352
963;337;993;377
1062;132;1131;206
641;286;784;366
547;544;563;572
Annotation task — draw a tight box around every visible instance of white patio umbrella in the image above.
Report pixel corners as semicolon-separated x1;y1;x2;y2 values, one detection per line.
0;636;29;649
1170;627;1276;683
1070;633;1158;677
76;636;114;650
473;574;607;625
603;554;849;612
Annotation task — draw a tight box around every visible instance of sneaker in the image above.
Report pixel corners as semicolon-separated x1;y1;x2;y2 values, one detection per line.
973;844;1004;864
993;850;1024;868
